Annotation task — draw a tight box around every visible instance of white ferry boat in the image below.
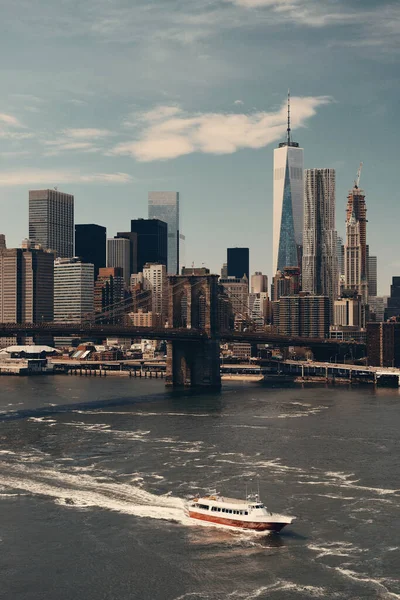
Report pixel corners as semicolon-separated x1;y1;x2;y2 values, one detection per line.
187;493;294;533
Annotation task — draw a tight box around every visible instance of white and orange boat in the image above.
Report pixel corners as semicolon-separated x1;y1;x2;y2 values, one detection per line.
186;492;294;533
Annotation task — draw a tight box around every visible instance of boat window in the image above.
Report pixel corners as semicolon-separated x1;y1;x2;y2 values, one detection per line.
245;511;248;515
211;507;217;511
217;508;221;512
198;504;209;510
229;509;232;514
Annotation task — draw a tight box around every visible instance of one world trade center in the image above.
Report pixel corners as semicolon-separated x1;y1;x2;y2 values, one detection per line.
272;93;304;275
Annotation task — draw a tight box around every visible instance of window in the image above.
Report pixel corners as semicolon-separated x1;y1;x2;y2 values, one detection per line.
198;504;209;510
245;511;248;515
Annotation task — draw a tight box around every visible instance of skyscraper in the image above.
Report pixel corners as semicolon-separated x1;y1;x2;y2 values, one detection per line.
302;168;338;315
273;93;304;274
227;247;249;281
107;237;131;287
345;172;368;303
75;224;106;279
368;254;377;297
384;277;400;320
0;242;54;323
116;232;138;278
94;267;126;324
148;192;183;274
130;219;168;272
54;258;94;322
29;189;74;258
143;262;168;323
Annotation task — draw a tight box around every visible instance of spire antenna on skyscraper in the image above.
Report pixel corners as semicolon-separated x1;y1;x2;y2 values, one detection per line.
287;89;291;145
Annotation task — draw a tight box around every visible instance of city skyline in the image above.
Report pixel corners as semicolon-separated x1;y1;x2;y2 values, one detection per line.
0;0;398;294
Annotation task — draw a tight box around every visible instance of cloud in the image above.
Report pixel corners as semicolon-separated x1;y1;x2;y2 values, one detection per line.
234;100;244;105
62;128;113;139
111;96;331;162
0;169;133;186
43;128;113;155
0;113;23;128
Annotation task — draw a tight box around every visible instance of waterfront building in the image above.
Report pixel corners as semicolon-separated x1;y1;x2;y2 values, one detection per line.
227;248;249;282
148;192;184;275
54;258;94;322
107;237;131;287
29;189;74;258
75;224;106;279
249;292;270;330
94;267;126;324
219;276;249;320
0;234;5;250
337;236;344;278
275;294;330;338
130;219;168;273
302;168;338;317
221;263;228;279
384;277;400;320
273;93;304;273
251;272;268;294
143;263;168;323
367;322;400;367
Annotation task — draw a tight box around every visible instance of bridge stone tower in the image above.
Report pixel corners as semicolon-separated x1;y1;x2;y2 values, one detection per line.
166;274;221;388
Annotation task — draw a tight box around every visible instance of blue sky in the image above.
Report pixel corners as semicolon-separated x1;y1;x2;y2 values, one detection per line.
0;0;399;294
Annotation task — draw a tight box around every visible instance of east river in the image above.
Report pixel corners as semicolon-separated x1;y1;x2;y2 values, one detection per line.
0;376;399;600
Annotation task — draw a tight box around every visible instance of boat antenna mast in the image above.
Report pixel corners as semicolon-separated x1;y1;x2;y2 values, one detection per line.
287;89;291;145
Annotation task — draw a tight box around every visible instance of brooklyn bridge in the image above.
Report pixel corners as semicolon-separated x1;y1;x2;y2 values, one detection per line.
0;274;365;387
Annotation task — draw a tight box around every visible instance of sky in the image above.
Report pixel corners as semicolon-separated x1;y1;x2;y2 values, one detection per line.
0;0;399;294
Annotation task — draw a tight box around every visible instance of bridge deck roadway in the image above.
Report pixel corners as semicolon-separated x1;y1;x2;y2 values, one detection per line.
0;323;364;349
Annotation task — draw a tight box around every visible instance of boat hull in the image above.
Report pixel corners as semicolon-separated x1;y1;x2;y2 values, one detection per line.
188;511;289;532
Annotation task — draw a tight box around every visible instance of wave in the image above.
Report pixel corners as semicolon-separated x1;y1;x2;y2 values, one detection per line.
335;567;400;599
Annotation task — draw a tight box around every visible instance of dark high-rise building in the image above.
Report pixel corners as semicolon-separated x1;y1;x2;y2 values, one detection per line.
29;189;74;258
130;219;167;273
367;322;400;367
75;224;106;279
384;277;400;320
227;248;249;281
116;232;138;278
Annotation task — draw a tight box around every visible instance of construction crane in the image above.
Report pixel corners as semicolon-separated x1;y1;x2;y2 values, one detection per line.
354;162;363;189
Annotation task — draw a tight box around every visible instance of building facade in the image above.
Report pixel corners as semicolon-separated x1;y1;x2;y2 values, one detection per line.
130;219;168;273
75;224;106;279
272;99;304;274
334;297;362;327
143;263;168;323
219;277;249;320
227;247;249;282
367;254;377;297
54;258;94;322
0;243;54;324
345;182;368;304
107;237;131;288
272;267;300;301
29;189;74;258
367;322;400;367
116;232;138;279
384;277;400;320
275;294;330;338
94;267;126;324
251;272;268;294
148;191;183;275
302;168;338;317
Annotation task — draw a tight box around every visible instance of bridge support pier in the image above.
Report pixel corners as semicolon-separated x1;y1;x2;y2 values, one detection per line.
166;339;221;389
